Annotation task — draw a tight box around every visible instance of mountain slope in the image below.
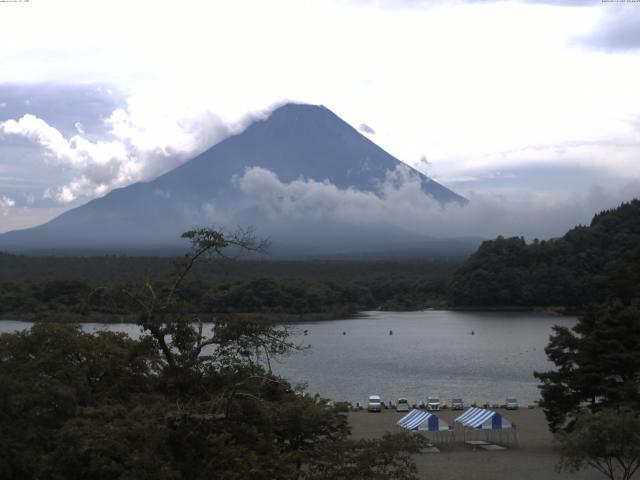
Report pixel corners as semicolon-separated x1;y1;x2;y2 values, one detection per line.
0;103;466;251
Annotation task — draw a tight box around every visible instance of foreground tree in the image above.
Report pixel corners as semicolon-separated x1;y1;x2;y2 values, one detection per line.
304;432;426;480
0;323;164;479
0;227;424;479
556;408;640;480
123;227;271;373
534;299;640;432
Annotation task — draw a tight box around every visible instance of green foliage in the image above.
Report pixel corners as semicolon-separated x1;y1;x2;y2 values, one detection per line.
0;323;160;479
304;432;426;480
0;316;403;479
535;299;640;432
556;408;640;480
0;258;458;321
451;199;640;308
0;228;424;479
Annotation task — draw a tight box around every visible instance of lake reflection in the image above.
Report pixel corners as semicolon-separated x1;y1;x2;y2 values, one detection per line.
0;310;574;405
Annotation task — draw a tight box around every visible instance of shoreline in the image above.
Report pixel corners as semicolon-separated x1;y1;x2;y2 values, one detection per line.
448;305;581;316
0;305;580;324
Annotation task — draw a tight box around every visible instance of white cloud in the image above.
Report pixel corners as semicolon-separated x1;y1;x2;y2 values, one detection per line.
0;96;238;203
0;195;16;216
0;114;74;161
429;136;640;191
233;166;640;239
575;4;640;51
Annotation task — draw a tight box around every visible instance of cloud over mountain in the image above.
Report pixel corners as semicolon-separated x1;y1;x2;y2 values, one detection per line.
0;101;233;203
0;103;467;251
232;166;640;240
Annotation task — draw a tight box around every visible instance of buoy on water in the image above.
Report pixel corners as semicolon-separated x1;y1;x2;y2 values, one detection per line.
389;330;393;335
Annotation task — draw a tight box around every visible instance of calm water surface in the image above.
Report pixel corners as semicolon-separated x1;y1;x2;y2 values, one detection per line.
276;310;576;405
0;310;575;405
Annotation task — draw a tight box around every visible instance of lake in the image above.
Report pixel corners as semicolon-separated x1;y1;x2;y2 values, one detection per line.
0;310;575;405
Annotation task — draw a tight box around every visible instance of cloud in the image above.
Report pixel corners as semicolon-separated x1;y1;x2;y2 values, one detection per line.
349;0;595;8
0;114;74;161
232;166;640;240
426;133;640;196
358;123;375;134
0;195;16;216
0;84;126;137
0;97;236;203
576;5;640;51
506;0;594;5
518;0;594;4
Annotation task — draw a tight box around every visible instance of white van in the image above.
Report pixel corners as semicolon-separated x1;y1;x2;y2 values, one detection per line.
368;395;382;412
396;398;409;412
426;396;441;411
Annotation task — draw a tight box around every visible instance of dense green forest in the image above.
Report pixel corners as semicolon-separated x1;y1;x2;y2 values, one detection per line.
450;199;640;309
0;254;457;322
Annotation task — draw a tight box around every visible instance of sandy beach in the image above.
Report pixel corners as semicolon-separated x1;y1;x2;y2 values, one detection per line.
348;408;612;480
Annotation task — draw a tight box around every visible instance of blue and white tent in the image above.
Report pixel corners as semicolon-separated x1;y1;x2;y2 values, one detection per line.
454;407;519;446
397;409;453;442
398;409;451;432
454;407;513;430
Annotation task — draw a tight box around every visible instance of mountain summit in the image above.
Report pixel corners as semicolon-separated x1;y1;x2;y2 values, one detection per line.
0;103;467;252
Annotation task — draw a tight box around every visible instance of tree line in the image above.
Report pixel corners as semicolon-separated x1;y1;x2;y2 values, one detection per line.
0;262;455;322
450;200;640;309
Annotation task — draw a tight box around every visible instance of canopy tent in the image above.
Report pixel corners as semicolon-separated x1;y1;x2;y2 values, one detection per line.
397;409;453;443
454;407;519;446
455;407;512;429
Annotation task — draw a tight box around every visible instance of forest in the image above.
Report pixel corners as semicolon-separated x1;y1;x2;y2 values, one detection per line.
0;254;456;322
450;199;640;309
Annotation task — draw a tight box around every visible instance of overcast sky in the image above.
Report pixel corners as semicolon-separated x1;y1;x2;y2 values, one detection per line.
1;0;639;235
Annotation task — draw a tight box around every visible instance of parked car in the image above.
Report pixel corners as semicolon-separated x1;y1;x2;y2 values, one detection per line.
368;395;383;412
396;398;410;412
426;396;441;411
451;398;464;410
506;397;519;410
